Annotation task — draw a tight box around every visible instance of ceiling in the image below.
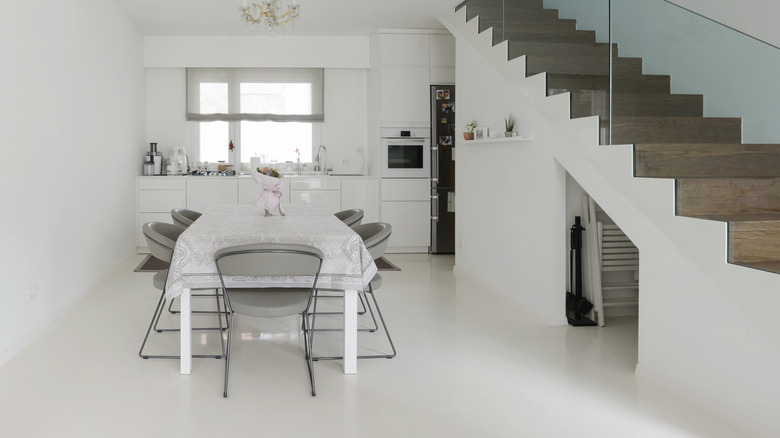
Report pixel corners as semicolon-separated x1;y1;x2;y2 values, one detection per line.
112;0;462;37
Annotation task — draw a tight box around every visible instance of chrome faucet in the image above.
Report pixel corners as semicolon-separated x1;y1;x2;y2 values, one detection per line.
316;144;329;175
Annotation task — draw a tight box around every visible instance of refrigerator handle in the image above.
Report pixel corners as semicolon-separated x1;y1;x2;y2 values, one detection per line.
431;194;439;222
431;145;439;182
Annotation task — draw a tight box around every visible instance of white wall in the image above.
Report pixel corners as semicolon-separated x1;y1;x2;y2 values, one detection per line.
144;36;371;175
0;0;145;365
453;32;568;325
444;8;780;437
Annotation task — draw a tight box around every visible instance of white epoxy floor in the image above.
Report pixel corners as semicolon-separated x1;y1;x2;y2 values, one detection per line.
0;254;749;437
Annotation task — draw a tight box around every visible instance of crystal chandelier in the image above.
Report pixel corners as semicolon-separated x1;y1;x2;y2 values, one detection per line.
239;1;300;36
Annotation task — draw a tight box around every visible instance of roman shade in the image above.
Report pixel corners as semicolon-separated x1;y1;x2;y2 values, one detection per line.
186;68;324;122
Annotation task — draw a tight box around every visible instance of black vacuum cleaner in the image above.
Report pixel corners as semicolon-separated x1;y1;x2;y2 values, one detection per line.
567;216;597;326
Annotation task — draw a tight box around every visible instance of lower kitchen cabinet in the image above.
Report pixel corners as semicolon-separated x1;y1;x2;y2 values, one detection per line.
380;178;430;253
186;178;238;212
341;178;380;223
289;177;342;213
380;201;431;252
137;176;379;252
136;177;187;248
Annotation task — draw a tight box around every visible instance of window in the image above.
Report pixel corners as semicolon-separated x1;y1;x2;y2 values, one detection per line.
186;68;323;165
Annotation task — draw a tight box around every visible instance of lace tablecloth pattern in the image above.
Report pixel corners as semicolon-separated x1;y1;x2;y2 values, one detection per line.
165;203;377;299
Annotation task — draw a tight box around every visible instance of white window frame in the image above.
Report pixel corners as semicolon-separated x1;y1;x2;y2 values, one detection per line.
186;68;324;167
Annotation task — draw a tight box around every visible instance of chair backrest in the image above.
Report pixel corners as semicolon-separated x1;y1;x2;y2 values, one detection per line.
171;208;202;228
352;222;392;260
142;222;186;263
215;243;324;279
334;209;364;228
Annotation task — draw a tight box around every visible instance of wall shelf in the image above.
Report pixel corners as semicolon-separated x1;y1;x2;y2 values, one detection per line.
467;136;533;144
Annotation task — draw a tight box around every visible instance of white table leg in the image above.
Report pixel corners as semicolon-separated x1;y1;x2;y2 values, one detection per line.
180;287;192;374
343;288;357;374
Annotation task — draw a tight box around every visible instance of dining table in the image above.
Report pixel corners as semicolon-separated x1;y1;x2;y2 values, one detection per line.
164;202;378;375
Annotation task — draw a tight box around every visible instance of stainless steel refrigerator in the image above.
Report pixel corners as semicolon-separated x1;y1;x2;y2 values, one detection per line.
430;85;456;254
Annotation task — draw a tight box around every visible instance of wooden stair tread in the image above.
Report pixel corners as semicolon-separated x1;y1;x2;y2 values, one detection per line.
676;178;780;221
570;91;704;119
525;54;643;77
547;73;671;95
611;116;742;144
729;221;780;266
635;143;780;178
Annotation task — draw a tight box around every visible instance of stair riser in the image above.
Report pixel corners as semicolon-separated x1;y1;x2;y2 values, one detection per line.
729;221;780;264
509;42;616;59
478;19;574;35
611;118;742;144
635;144;780;178
500;29;596;43
546;74;671;95
570;93;703;119
676;179;780;219
526;56;643;77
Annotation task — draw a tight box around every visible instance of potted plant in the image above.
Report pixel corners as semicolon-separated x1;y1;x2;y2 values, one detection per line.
504;114;516;137
464;120;478;140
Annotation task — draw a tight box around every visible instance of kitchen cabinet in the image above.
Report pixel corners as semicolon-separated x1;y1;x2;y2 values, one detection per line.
137;176;380;252
380;67;431;127
381;178;430;253
374;30;455;128
379;33;430;66
429;34;456;67
289;177;342;213
341;178;380;223
186;178;238;212
136;177;186;248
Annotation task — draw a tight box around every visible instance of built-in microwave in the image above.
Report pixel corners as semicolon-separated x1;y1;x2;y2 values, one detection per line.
380;127;431;178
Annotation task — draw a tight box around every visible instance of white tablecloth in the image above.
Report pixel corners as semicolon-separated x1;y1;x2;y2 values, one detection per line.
165;203;377;299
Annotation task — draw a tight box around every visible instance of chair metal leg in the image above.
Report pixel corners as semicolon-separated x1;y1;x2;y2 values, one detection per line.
139;289;224;360
154;289;229;333
307;290;378;333
223;312;235;398
167;292;228;315
308;290;368;316
301;311;316;397
310;284;396;361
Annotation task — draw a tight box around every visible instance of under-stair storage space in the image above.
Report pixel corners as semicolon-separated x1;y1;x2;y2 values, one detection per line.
582;195;639;326
598;223;639;320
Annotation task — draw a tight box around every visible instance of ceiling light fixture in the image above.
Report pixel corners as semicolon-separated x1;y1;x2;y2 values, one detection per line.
239;0;300;36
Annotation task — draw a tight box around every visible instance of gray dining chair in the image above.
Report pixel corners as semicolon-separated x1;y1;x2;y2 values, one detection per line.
163;208;224;326
171;208;202;228
139;222;225;360
310;222;397;361
334;208;364;228
215;243;324;397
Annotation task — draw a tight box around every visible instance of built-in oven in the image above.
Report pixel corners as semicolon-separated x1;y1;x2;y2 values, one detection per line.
380;127;431;178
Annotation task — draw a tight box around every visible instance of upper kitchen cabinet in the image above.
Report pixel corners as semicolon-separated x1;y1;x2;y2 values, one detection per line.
379;67;431;127
372;30;455;128
379;33;430;66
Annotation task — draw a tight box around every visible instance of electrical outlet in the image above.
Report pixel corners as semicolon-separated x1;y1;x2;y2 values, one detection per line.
25;284;38;302
340;159;349;165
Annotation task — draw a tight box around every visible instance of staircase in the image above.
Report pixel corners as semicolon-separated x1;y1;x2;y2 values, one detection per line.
457;0;780;274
